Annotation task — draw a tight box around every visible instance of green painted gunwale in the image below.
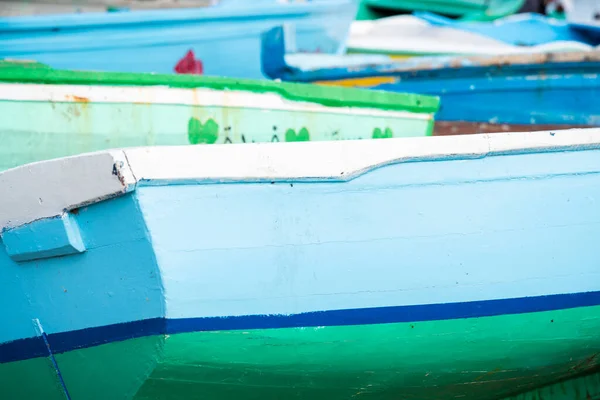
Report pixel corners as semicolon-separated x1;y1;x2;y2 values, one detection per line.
2;304;600;400
0;60;440;113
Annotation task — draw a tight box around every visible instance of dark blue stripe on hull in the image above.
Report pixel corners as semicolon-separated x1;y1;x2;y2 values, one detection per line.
3;290;600;364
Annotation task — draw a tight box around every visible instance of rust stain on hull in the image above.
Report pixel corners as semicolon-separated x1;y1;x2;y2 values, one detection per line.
66;94;90;103
433;121;596;136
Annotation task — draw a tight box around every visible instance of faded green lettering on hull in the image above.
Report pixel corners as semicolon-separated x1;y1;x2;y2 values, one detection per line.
0;97;434;171
0;61;440;171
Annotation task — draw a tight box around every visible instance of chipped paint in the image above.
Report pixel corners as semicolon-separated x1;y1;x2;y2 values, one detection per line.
0;82;436;170
384;50;600;74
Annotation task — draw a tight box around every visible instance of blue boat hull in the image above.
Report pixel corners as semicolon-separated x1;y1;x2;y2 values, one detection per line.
262;26;600;126
373;64;600;125
0;0;357;79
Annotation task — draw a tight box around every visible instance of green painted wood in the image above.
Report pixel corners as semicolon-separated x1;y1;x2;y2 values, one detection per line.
355;0;526;21
3;305;600;399
0;99;434;171
0;336;164;400
503;369;600;400
0;61;439;113
0;60;437;171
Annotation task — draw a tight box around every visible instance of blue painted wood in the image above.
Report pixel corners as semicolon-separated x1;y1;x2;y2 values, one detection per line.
569;22;600;43
374;71;600;125
261;26;600;125
2;291;600;364
1;213;85;262
415;12;598;46
0;0;358;79
32;318;72;400
2;142;600;366
137;148;600;320
0;193;163;346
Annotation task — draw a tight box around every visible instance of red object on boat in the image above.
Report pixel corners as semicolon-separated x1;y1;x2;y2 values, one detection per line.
174;50;204;75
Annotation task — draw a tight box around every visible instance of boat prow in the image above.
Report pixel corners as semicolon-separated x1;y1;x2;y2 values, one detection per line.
2;129;600;399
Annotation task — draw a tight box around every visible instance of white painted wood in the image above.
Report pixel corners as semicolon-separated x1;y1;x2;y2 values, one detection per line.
0;151;135;229
1;128;600;230
566;0;600;26
0;83;432;120
347;15;595;55
124;128;600;182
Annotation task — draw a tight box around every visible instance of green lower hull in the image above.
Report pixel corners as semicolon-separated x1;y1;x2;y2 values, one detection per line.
3;305;600;399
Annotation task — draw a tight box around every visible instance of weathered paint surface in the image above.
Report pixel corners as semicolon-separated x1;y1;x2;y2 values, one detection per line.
0;84;436;171
1;132;600;398
503;368;600;400
0;61;439;113
261;27;600;126
382;50;600;74
433;121;596;136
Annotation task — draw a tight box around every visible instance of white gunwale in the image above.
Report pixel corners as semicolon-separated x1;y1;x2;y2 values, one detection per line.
1;128;600;230
0;83;433;120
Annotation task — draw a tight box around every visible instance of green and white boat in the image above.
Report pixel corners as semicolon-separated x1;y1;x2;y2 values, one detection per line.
0;60;439;171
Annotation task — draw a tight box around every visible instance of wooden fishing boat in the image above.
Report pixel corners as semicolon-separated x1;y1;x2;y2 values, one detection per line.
0;0;358;79
1;128;600;400
346;14;596;59
0;0;216;17
262;31;600;134
0;60;438;171
355;0;525;21
415;12;596;46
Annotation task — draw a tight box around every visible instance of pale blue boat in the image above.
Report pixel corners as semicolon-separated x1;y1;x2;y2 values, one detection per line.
2;129;600;399
0;0;357;79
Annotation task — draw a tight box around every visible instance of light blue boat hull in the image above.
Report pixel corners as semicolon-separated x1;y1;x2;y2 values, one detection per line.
1;132;600;399
0;0;357;79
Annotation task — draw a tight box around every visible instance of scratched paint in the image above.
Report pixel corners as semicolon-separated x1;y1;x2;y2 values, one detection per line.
0;99;434;171
314;68;600;125
262;27;600;127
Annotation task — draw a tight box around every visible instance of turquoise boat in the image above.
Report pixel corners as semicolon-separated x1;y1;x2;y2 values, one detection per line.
1;128;600;399
0;0;358;79
0;60;438;171
355;0;526;21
